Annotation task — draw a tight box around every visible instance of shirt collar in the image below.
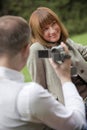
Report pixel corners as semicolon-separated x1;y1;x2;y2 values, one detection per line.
0;66;24;82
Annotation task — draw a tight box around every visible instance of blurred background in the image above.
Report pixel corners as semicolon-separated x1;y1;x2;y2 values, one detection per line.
0;0;87;35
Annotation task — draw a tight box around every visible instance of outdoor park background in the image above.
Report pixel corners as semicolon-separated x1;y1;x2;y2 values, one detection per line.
0;0;87;81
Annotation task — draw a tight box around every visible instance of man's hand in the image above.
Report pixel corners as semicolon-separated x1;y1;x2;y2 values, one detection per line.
49;42;71;85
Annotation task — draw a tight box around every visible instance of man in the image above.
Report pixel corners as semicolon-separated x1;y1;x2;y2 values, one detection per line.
0;15;86;130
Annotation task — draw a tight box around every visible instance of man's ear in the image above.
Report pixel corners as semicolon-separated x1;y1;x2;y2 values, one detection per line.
21;44;30;59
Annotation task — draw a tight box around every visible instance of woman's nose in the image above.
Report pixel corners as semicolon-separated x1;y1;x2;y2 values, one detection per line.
49;27;55;33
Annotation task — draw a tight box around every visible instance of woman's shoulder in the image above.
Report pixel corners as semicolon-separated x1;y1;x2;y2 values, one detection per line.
30;42;45;51
66;38;77;48
66;38;75;44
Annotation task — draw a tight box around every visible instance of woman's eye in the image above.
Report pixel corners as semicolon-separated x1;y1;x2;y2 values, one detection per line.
52;21;56;26
43;27;48;32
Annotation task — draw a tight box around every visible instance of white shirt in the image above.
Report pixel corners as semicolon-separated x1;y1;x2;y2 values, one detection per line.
0;67;86;130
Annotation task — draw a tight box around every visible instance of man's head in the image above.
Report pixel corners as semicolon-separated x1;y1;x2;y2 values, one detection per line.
0;15;30;70
0;15;30;56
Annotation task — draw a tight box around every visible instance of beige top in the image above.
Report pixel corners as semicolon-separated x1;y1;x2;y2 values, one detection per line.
27;38;87;104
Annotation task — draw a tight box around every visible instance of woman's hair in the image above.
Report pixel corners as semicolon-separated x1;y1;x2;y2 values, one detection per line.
29;7;69;47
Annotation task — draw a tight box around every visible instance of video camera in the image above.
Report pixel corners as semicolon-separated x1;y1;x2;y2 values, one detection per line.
38;45;71;64
38;45;77;76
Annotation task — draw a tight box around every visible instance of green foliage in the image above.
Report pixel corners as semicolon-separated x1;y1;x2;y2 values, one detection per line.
0;0;87;35
71;32;87;45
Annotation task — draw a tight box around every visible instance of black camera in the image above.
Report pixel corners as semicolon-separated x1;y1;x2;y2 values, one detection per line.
38;45;77;77
38;45;71;64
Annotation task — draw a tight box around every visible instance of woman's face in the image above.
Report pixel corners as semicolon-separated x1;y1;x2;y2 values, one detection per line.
42;21;61;43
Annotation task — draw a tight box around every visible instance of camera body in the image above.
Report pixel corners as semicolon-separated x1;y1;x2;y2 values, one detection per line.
38;45;77;77
38;45;70;64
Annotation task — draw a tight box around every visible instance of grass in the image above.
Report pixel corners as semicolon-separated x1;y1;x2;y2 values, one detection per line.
71;32;87;45
21;32;87;82
21;66;32;82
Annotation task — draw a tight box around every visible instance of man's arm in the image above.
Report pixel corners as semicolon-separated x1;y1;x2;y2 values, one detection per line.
17;82;85;130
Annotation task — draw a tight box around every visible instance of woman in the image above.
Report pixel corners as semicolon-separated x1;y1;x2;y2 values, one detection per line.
27;7;87;108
